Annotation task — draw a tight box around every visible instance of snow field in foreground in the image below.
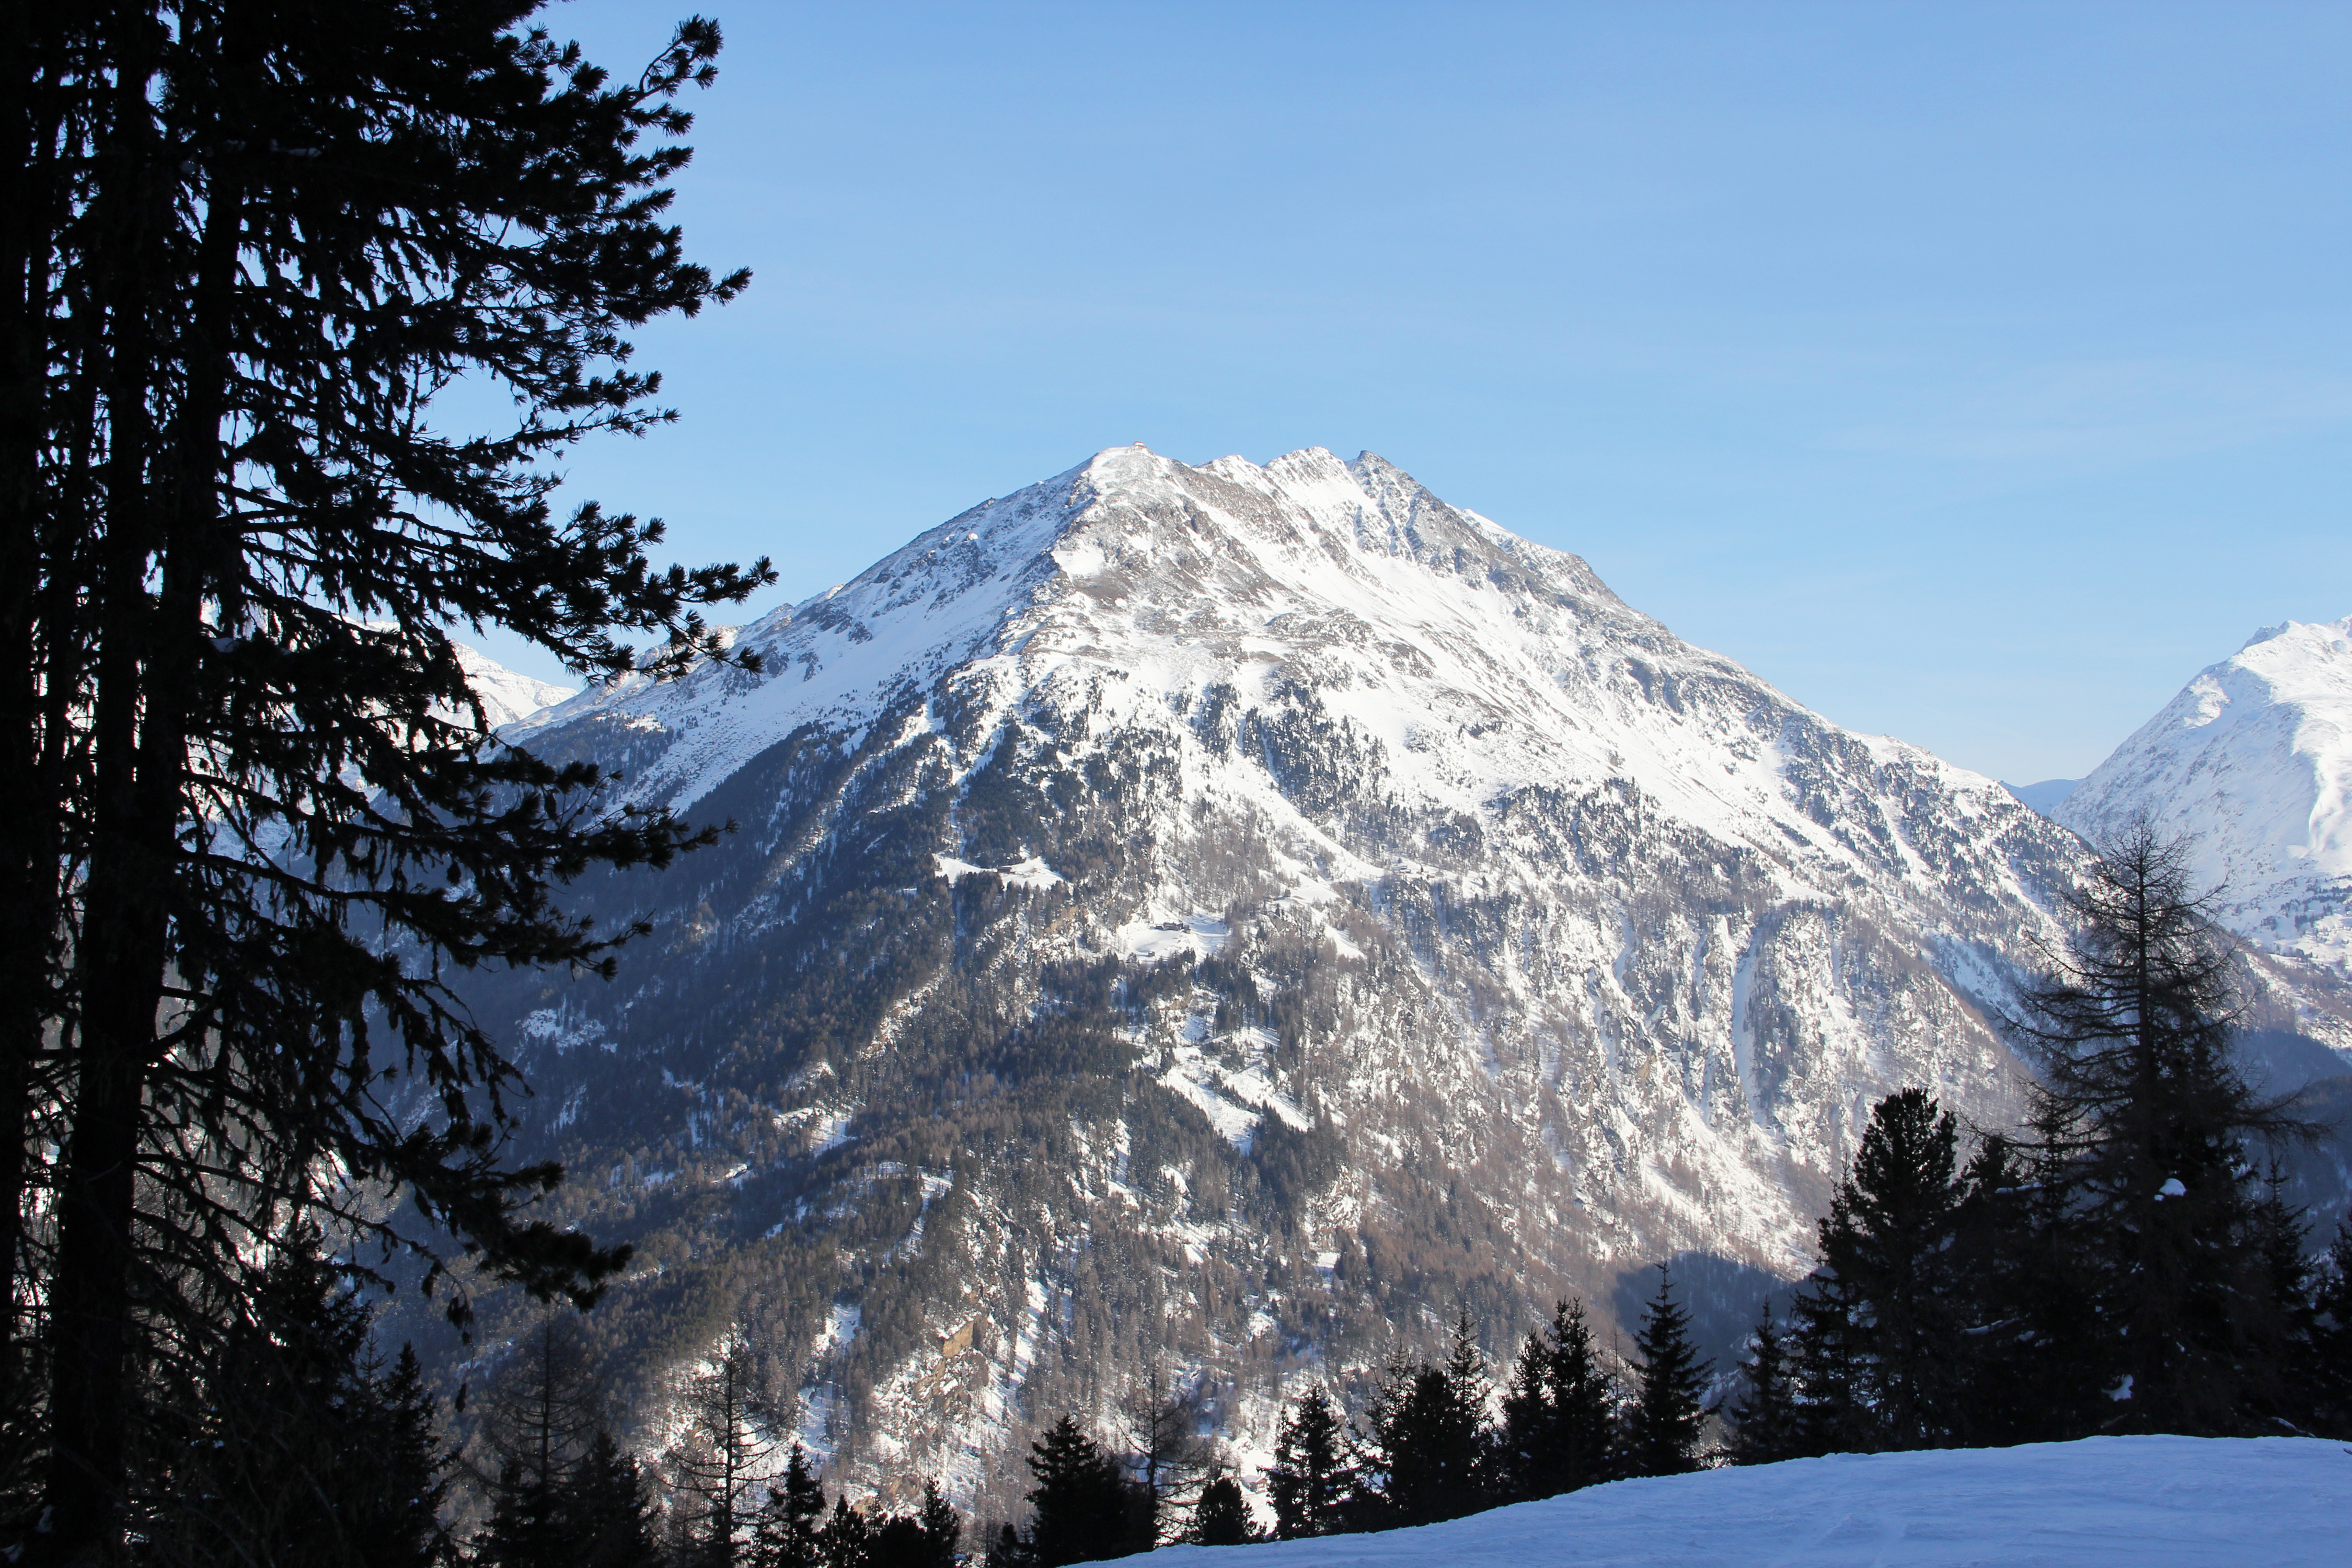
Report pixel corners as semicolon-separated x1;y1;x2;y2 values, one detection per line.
1149;1436;2349;1567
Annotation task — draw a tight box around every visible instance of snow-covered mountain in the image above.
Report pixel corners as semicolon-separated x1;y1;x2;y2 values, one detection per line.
2058;618;2352;979
453;639;577;730
444;448;2338;1517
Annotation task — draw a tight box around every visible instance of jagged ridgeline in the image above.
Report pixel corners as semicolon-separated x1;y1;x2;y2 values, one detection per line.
401;447;2324;1519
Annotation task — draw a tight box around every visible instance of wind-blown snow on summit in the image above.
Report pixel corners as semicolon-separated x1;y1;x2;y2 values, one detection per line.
2058;617;2352;977
466;447;2328;1516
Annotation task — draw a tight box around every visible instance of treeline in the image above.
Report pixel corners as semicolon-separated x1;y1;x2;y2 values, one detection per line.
977;1270;1716;1564
975;831;2352;1559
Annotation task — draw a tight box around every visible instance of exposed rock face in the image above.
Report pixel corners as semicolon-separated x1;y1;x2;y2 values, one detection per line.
434;448;2312;1515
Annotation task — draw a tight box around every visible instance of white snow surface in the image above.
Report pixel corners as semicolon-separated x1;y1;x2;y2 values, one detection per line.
1150;1436;2348;1567
2059;616;2352;975
452;640;576;730
518;442;2030;875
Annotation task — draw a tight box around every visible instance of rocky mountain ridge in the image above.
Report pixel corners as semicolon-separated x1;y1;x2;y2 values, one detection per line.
429;447;2343;1518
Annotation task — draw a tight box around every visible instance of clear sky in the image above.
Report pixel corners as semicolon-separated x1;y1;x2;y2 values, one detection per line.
478;0;2349;785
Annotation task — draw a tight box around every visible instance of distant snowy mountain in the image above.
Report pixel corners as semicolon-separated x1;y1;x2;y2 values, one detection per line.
1151;1436;2345;1567
2003;777;2080;815
2058;617;2352;979
453;640;576;730
441;448;2343;1518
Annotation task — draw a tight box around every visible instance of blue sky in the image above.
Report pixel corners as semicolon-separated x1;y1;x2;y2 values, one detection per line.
484;0;2348;784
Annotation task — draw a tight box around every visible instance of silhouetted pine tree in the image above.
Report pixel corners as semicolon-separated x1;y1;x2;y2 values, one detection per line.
147;1238;451;1568
18;10;769;1555
1621;1264;1711;1477
1121;1368;1209;1544
1020;1416;1144;1566
567;1432;661;1568
1185;1475;1262;1545
1352;1309;1495;1529
1498;1298;1619;1500
750;1444;827;1568
914;1482;962;1568
2243;1167;2319;1433
2311;1221;2352;1438
1723;1304;1801;1466
668;1334;777;1568
477;1319;606;1568
981;1521;1030;1568
2010;827;2313;1435
818;1495;870;1568
1943;1129;2106;1445
1264;1388;1350;1538
1788;1089;1969;1452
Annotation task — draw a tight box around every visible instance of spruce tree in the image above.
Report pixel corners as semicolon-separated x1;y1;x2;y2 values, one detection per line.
750;1444;828;1568
1622;1264;1711;1477
1353;1309;1495;1529
2310;1220;2352;1438
2009;827;2310;1435
1263;1387;1349;1539
818;1495;870;1568
1498;1297;1618;1500
567;1431;661;1568
1943;1129;2106;1445
1788;1088;1968;1452
915;1482;962;1568
15;8;771;1557
1722;1302;1800;1466
477;1318;605;1568
1186;1475;1262;1546
148;1236;451;1568
1020;1416;1141;1567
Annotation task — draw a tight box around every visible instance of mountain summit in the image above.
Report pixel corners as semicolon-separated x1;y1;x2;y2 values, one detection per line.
469;448;2322;1514
2058;616;2352;978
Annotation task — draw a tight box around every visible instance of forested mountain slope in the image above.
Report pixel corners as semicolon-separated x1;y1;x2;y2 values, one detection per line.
421;447;2344;1518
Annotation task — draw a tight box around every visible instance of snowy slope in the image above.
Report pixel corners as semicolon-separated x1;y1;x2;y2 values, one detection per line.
468;447;2344;1518
2058;618;2352;977
452;640;576;730
1151;1437;2348;1568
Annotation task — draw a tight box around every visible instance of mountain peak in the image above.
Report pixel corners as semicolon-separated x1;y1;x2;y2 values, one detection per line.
2059;613;2352;974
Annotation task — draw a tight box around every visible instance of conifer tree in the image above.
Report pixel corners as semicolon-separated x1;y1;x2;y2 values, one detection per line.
1019;1415;1143;1567
1723;1302;1801;1466
1121;1367;1209;1544
14;8;770;1557
1186;1474;1262;1546
147;1236;451;1568
2009;827;2311;1435
914;1481;963;1568
1498;1297;1618;1500
567;1431;662;1568
981;1521;1031;1568
2310;1220;2352;1439
1263;1387;1350;1539
818;1495;871;1568
750;1444;828;1568
669;1334;777;1568
477;1318;605;1568
1788;1088;1968;1452
1352;1309;1495;1529
1942;1129;2105;1445
1621;1264;1711;1477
